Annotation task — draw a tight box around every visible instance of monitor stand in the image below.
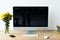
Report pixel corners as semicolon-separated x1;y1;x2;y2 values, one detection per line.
23;30;38;37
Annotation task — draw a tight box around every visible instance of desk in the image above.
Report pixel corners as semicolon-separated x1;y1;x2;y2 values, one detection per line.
0;30;60;40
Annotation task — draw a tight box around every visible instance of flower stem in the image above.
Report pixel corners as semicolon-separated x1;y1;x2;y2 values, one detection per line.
5;21;9;33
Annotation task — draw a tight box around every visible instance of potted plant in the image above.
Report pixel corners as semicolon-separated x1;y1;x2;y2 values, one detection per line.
57;24;60;32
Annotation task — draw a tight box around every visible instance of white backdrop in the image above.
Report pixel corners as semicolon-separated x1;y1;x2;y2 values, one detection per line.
0;0;60;30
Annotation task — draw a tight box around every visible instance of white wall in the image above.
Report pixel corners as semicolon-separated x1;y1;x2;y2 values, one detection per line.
0;0;60;30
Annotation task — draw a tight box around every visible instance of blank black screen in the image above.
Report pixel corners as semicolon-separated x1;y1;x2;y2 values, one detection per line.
13;6;48;27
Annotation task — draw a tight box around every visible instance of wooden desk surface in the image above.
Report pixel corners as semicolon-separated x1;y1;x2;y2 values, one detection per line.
0;30;60;40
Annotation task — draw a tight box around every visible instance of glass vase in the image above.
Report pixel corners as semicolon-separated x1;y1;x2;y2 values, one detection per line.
5;21;9;33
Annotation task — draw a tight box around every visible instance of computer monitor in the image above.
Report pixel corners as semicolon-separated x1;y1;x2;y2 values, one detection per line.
13;6;48;28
